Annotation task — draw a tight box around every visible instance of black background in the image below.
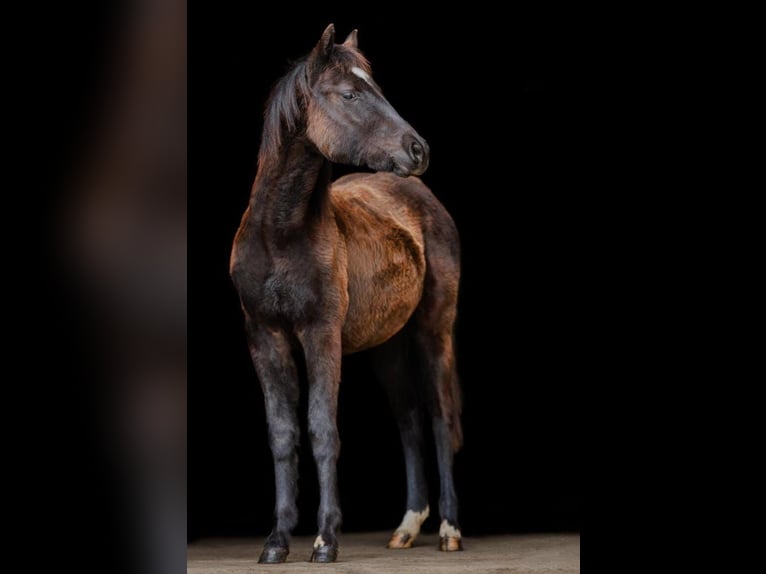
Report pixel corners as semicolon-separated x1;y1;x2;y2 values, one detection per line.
190;4;592;540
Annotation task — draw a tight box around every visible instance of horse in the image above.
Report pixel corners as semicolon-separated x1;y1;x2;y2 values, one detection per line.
230;24;463;564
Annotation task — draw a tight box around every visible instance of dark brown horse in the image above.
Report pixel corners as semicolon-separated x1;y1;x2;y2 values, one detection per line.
230;24;462;564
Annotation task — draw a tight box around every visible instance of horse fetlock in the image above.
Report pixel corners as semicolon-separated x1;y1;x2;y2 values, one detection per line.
275;505;299;532
265;529;290;548
319;508;342;533
312;534;331;549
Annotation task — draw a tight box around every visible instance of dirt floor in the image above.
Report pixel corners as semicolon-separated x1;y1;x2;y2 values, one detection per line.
187;531;580;573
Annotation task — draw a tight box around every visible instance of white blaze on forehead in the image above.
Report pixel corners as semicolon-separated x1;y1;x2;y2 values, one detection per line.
439;520;462;539
395;506;430;536
351;66;374;86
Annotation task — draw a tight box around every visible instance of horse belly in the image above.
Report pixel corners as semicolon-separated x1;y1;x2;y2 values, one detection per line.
341;248;424;354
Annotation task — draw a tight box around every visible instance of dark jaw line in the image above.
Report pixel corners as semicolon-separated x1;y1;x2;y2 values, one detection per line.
368;157;424;178
392;159;427;177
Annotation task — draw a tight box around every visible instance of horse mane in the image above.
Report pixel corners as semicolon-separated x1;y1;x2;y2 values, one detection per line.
258;47;372;167
258;58;311;166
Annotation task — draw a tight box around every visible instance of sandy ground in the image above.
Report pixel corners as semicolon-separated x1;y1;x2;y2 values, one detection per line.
188;531;580;573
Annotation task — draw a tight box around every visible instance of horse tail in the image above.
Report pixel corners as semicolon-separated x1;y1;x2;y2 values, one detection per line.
444;334;463;452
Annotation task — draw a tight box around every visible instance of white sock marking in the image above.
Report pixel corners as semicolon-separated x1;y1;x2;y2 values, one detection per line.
313;535;325;549
439;519;462;539
395;506;430;536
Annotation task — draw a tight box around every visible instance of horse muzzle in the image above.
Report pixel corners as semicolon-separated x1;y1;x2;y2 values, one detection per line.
396;132;430;176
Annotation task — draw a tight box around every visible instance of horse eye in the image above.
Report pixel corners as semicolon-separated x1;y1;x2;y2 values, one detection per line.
341;91;357;101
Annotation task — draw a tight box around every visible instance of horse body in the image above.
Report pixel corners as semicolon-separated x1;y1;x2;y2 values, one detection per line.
230;25;462;564
334;172;440;353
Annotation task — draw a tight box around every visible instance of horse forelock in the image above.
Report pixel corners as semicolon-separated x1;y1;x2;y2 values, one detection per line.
331;45;371;75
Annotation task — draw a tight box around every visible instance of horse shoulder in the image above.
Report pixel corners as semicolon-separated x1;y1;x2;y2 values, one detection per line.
331;176;426;273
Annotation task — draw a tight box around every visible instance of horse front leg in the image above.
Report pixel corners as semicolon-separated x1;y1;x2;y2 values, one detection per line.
299;325;343;563
246;322;301;564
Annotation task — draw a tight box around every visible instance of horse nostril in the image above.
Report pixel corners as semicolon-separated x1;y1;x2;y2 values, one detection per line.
410;141;424;163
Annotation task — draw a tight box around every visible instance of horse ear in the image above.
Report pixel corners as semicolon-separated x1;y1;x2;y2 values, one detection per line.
312;23;336;62
343;29;358;49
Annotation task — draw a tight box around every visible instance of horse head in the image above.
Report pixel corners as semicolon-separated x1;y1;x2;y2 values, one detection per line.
304;24;429;177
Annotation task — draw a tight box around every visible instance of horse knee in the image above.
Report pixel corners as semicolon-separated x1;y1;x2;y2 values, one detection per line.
309;431;339;459
269;428;299;460
308;417;339;457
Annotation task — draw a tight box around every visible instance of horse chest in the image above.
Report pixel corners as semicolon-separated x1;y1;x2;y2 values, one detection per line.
234;242;343;324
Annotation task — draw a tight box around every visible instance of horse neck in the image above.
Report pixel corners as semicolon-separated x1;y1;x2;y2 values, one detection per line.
249;138;333;239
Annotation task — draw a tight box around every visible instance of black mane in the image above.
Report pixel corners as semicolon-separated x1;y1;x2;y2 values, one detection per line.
258;58;311;166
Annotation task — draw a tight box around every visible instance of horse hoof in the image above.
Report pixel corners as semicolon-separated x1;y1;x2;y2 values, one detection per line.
310;545;338;563
439;536;463;552
387;531;413;549
258;546;289;563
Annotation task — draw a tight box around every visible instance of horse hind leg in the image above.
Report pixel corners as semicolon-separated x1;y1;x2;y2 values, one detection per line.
370;330;430;549
416;324;464;552
414;252;464;552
